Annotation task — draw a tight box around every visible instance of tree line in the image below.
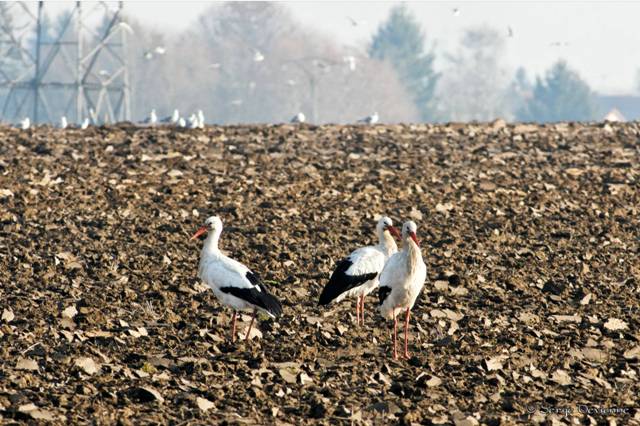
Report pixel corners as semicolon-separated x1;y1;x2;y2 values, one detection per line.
0;2;602;124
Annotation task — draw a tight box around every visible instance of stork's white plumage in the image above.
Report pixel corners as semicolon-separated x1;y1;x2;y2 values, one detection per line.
60;116;68;129
80;118;90;130
192;216;283;342
378;220;427;359
318;217;399;326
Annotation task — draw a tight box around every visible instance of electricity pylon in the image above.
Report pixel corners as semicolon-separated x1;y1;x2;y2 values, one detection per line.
0;1;131;124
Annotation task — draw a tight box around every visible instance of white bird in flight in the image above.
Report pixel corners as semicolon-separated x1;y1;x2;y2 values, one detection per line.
253;50;265;62
378;221;427;360
346;16;367;27
343;56;356;72
192;216;283;342
318;217;399;326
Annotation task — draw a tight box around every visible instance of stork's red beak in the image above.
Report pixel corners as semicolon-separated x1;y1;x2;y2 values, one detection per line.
409;231;420;246
191;225;208;240
387;225;401;240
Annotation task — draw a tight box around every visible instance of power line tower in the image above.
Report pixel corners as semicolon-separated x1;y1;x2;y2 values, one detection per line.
0;1;131;125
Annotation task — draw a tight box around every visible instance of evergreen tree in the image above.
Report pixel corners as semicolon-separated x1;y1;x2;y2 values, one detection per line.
517;60;596;122
505;67;532;118
369;4;439;121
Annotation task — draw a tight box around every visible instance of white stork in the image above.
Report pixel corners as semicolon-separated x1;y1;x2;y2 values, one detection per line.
378;220;427;359
318;217;399;326
191;216;283;342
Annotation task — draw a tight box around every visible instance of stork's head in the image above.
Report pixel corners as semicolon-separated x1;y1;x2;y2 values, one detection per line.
191;215;222;240
377;216;401;239
402;221;419;246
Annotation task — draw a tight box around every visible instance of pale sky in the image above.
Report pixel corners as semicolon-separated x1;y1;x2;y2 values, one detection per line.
43;1;640;94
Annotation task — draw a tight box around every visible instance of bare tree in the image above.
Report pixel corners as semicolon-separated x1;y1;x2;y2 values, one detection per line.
436;26;511;122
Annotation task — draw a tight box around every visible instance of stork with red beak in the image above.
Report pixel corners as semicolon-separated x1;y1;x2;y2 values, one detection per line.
191;216;283;342
378;220;427;360
318;216;400;326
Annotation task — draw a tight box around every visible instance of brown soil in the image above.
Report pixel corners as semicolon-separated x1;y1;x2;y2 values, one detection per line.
0;122;639;425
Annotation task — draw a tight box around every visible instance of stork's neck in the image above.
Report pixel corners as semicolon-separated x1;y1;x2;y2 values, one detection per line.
378;229;398;258
405;237;421;274
201;228;222;256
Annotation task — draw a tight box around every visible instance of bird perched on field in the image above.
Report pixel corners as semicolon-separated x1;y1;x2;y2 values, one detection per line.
318;217;399;326
143;109;157;126
80;118;90;130
187;114;199;129
358;112;379;125
59;116;68;129
19;117;30;130
378;220;427;359
192;216;283;342
197;110;205;129
160;109;179;125
291;112;305;124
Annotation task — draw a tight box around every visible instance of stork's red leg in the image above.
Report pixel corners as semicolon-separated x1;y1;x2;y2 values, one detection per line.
245;308;257;341
360;295;365;326
356;296;361;326
404;308;411;359
231;311;237;343
393;307;398;360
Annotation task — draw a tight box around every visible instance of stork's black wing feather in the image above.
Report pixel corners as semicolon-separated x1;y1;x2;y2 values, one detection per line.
318;258;378;306
378;286;392;306
219;271;283;317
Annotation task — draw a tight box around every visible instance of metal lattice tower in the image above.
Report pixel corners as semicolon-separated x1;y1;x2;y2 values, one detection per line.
0;1;131;124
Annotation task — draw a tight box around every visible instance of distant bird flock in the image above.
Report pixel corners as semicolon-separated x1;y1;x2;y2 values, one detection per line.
12;109;381;129
193;215;426;360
